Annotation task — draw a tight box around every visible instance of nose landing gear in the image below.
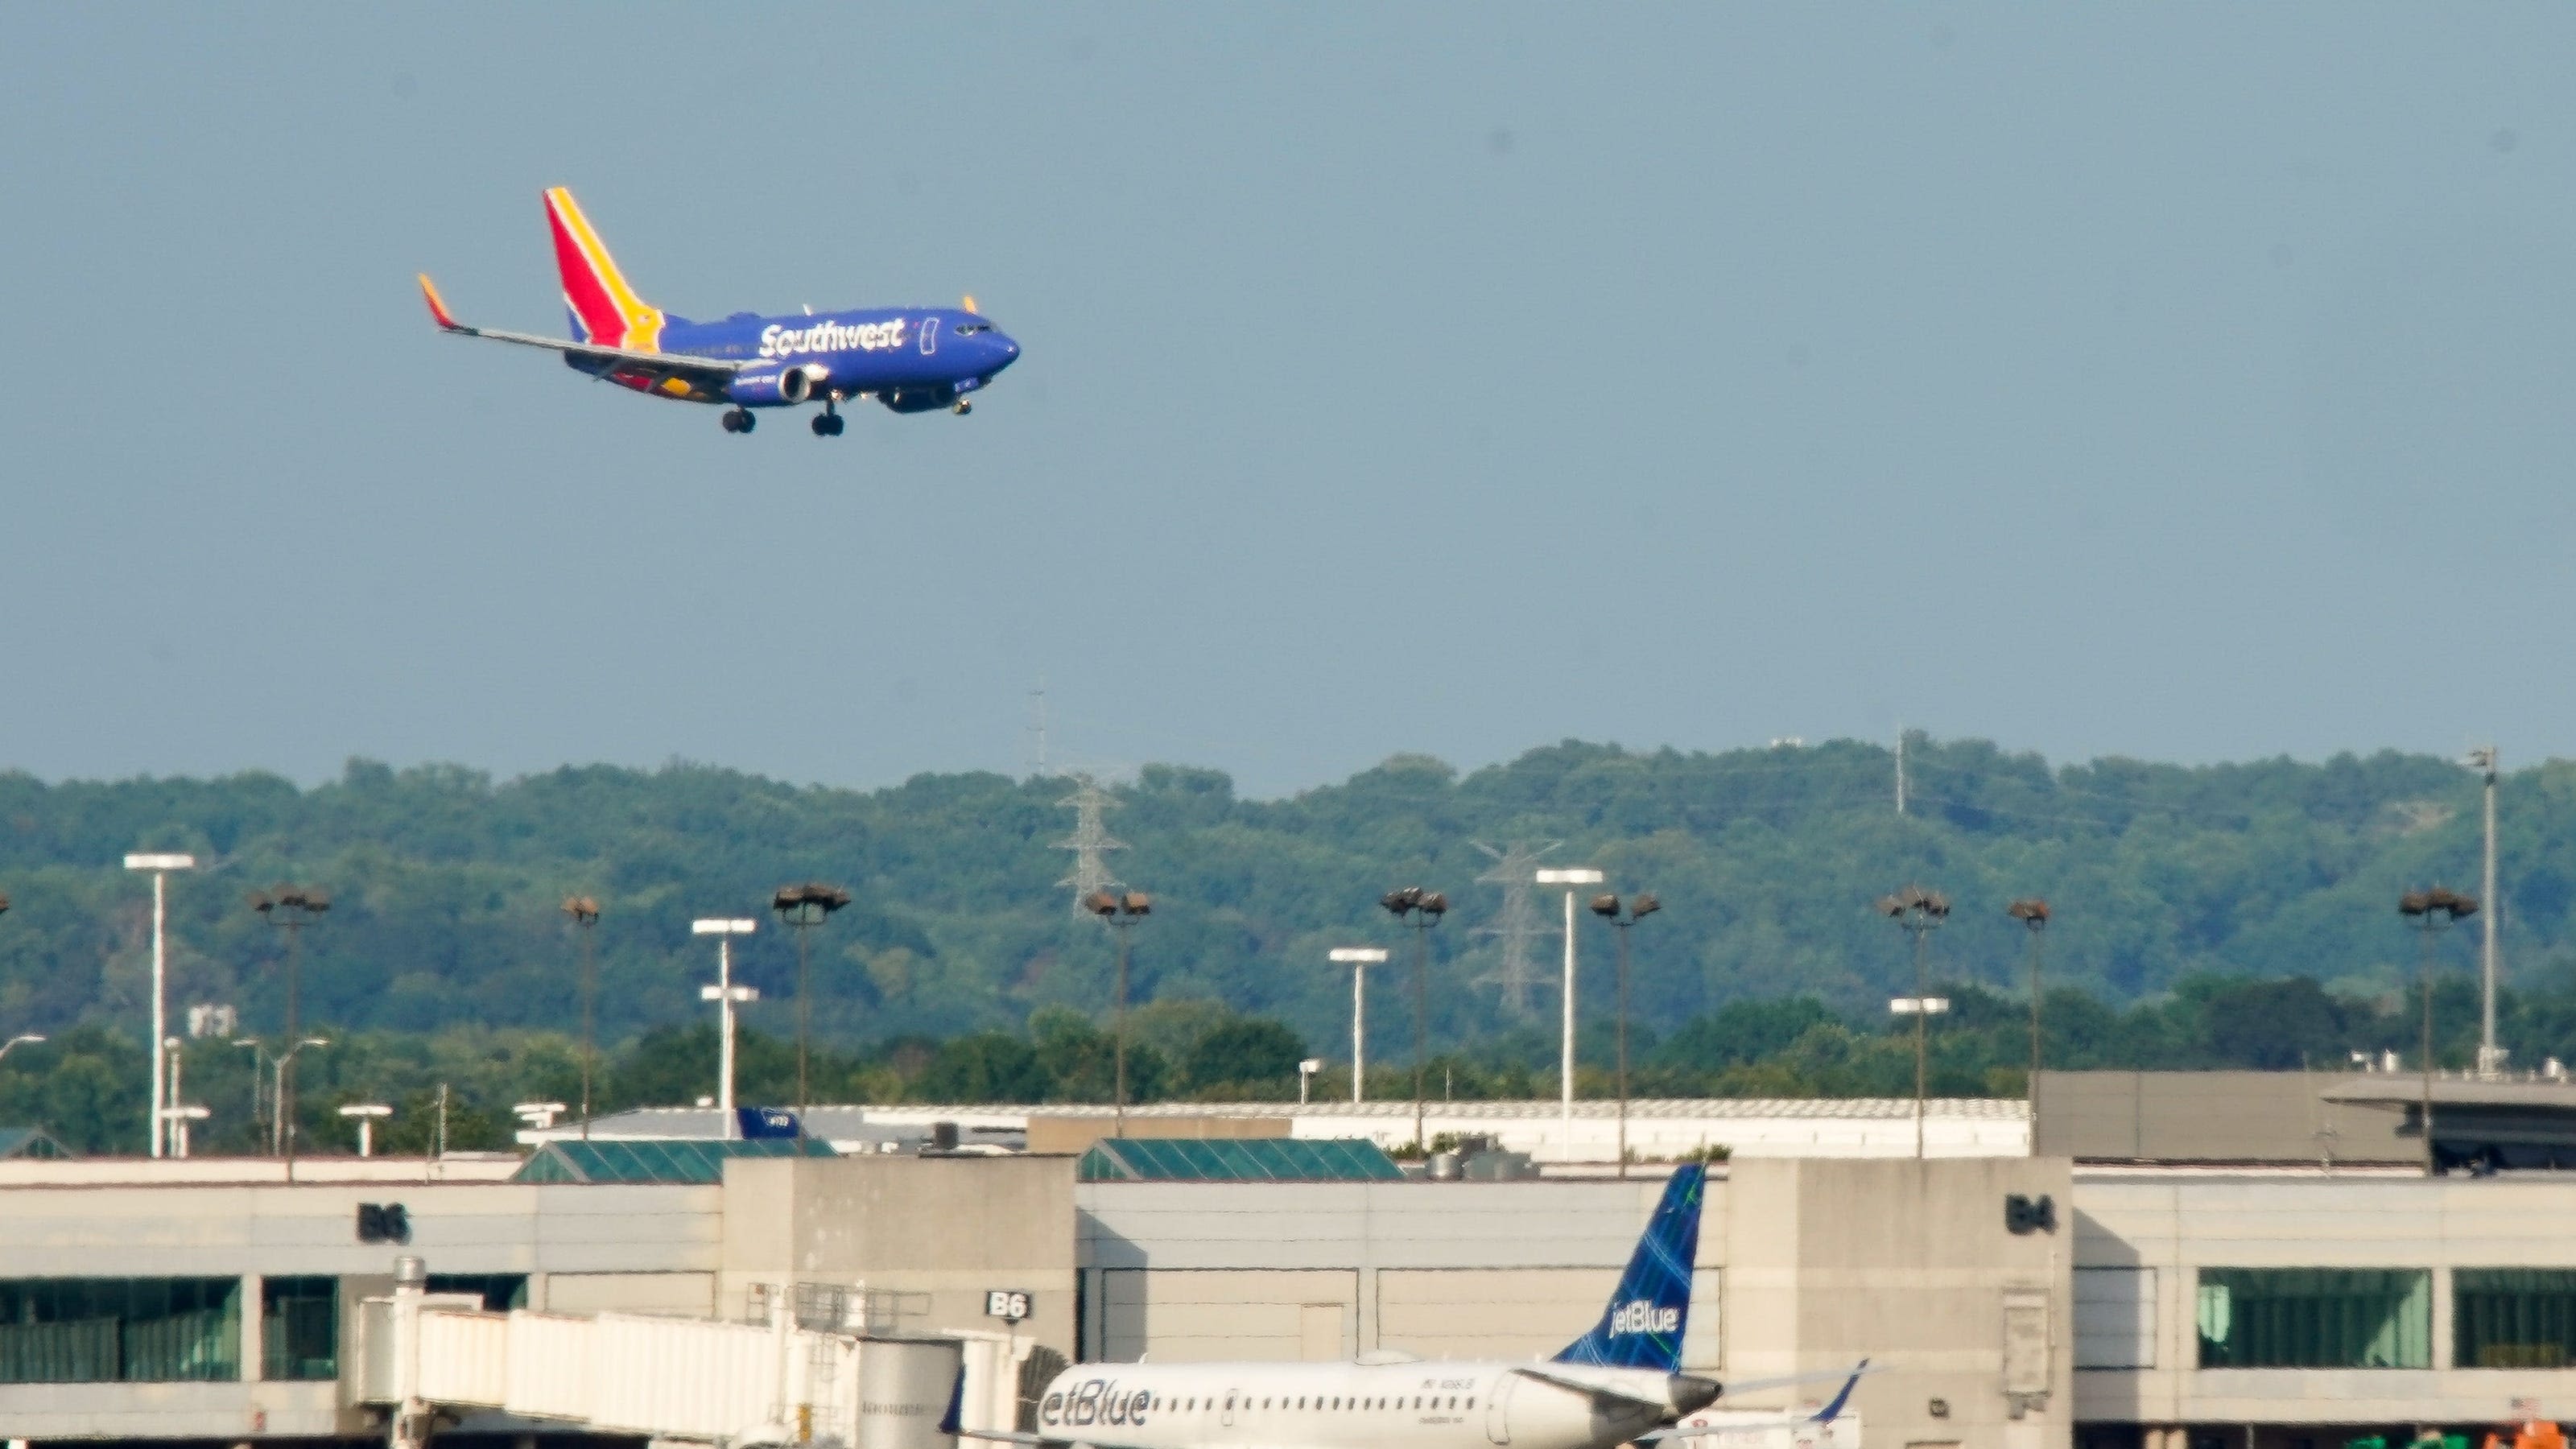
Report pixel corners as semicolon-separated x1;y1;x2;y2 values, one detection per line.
721;408;757;434
952;398;972;415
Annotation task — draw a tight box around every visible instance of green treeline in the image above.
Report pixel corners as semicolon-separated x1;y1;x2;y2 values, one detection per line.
0;733;2566;1152
6;970;2564;1154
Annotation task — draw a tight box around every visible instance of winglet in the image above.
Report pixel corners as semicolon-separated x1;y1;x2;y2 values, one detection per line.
1810;1360;1868;1424
418;273;464;332
937;1365;966;1438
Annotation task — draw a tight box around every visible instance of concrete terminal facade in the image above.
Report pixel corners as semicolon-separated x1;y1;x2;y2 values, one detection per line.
16;1078;2576;1446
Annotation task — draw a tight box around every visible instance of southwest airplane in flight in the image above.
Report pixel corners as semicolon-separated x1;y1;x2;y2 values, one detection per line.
944;1166;1868;1449
418;188;1019;436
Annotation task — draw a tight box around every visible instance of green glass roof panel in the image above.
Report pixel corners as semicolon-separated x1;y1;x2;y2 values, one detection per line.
514;1136;836;1185
1077;1137;1402;1183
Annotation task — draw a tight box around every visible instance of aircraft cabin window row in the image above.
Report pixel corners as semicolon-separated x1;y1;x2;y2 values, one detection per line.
1151;1394;1474;1413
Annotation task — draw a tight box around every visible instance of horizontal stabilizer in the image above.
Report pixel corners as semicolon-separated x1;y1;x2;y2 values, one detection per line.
1637;1361;1874;1441
1506;1363;1674;1411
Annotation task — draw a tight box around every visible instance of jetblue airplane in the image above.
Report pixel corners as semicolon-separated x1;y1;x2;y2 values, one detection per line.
945;1167;1866;1449
418;188;1020;436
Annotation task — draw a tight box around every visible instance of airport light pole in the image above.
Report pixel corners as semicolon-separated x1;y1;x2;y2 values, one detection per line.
249;886;329;1174
272;1037;328;1176
1084;892;1151;1137
1535;868;1605;1162
126;853;196;1158
1588;893;1660;1178
1327;948;1390;1104
163;1104;208;1158
692;919;759;1137
157;1036;212;1157
772;883;851;1139
559;897;602;1140
1379;887;1448;1155
2008;899;2050;1098
234;1037;266;1146
2401;887;2479;1173
2464;747;2504;1075
340;1103;393;1158
1879;886;1951;1160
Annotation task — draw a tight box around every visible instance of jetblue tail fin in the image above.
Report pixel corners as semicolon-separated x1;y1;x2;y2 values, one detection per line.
938;1367;965;1438
543;187;664;352
1553;1164;1706;1371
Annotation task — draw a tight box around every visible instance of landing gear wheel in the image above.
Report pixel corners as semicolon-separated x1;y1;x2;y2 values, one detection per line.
812;413;833;436
829;415;844;435
952;398;972;415
723;407;756;434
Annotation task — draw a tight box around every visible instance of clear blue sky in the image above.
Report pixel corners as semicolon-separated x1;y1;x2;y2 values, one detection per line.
2;7;2570;796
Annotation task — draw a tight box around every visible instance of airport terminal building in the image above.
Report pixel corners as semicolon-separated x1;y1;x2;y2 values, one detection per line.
7;1074;2576;1447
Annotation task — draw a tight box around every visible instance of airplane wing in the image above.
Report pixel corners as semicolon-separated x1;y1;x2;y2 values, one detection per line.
417;274;748;390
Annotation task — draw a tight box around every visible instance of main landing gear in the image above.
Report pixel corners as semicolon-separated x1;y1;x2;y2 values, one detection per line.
811;397;845;436
721;407;756;434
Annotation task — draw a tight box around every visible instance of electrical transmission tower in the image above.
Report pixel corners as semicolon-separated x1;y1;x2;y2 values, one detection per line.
1054;774;1127;916
1471;840;1563;1018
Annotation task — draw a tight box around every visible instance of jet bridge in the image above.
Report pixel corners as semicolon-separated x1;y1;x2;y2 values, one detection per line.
353;1256;1030;1447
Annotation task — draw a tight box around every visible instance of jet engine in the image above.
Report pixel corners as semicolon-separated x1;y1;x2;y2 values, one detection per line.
878;386;958;414
728;365;826;407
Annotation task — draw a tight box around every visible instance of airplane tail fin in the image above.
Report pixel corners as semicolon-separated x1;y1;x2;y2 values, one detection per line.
543;186;663;352
1552;1164;1705;1372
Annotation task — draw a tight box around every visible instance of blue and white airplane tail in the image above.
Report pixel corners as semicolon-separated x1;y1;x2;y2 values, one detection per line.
1551;1163;1706;1373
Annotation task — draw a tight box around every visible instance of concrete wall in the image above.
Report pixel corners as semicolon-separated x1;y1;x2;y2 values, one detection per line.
2035;1071;2409;1164
1074;1178;1725;1371
723;1154;1079;1364
1722;1156;2077;1449
1026;1115;1288;1156
2074;1171;2576;1430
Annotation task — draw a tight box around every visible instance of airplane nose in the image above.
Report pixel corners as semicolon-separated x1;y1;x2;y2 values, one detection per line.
993;332;1021;368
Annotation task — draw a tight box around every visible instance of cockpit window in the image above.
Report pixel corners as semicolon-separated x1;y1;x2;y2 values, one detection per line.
956;323;989;336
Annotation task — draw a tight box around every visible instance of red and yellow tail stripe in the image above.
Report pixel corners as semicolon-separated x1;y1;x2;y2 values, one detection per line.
543;186;663;353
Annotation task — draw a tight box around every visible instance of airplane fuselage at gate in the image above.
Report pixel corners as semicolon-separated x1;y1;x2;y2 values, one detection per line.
1032;1360;1689;1449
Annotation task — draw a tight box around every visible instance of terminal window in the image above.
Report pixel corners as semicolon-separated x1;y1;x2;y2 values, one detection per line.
2454;1269;2576;1368
0;1277;241;1383
261;1276;337;1381
2196;1268;2431;1369
427;1274;530;1311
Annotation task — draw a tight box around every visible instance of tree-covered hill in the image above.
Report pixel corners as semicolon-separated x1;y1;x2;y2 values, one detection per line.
0;735;2556;1070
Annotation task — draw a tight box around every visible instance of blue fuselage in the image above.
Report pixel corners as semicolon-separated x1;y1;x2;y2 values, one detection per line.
573;306;1021;411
